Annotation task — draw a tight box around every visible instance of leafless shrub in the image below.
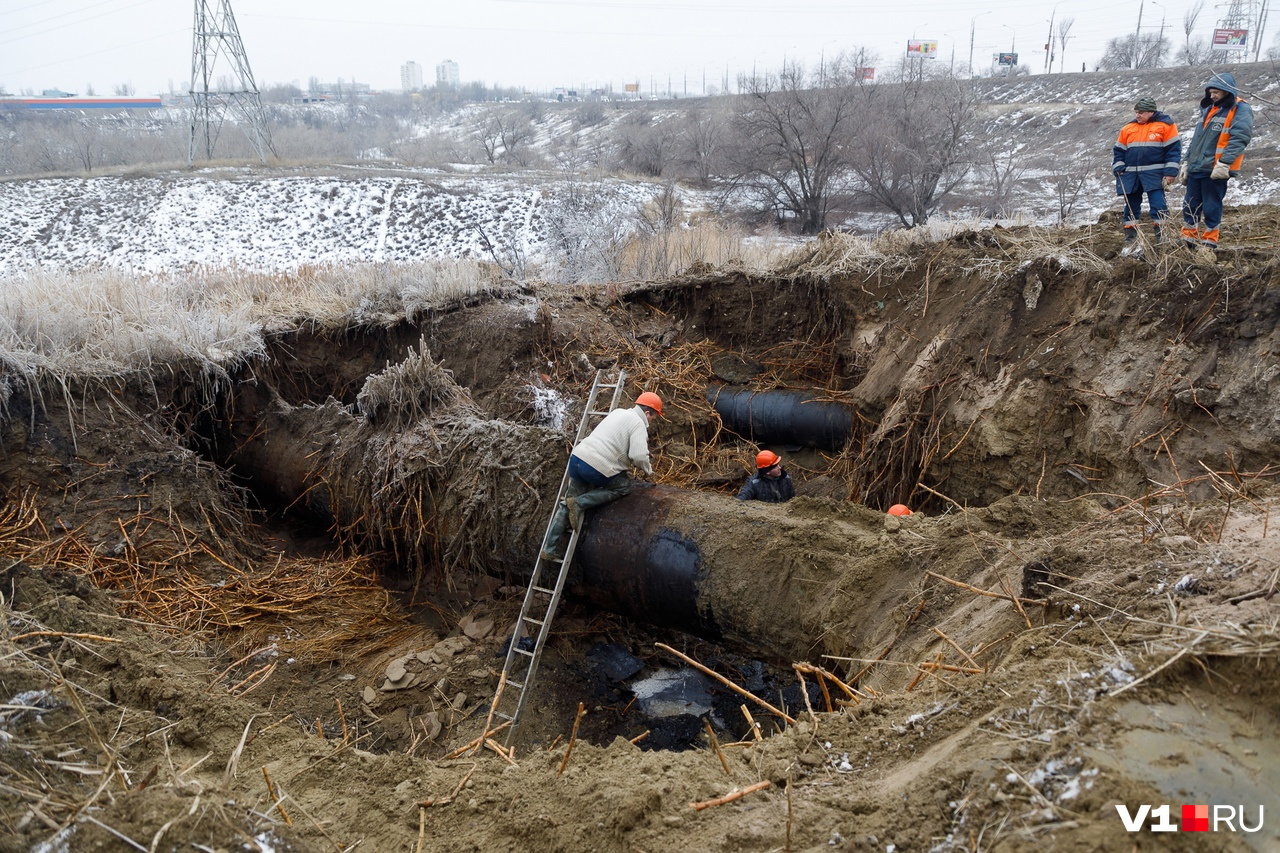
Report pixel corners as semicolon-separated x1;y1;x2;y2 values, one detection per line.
356;336;477;428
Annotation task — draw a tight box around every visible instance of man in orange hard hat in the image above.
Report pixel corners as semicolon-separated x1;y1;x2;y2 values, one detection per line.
736;449;795;503
541;391;663;562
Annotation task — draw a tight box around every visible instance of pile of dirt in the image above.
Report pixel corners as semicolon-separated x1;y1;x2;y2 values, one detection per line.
2;215;1279;851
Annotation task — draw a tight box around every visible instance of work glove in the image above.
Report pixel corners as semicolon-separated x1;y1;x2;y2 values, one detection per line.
1113;165;1126;176
1177;163;1188;185
1210;161;1231;180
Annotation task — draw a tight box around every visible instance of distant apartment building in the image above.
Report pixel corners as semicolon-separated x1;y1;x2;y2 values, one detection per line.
401;61;423;92
436;59;459;89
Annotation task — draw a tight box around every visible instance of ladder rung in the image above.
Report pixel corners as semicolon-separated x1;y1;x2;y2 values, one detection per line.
531;585;555;595
506;678;524;690
539;553;562;563
522;616;545;627
587;409;612;416
514;647;535;657
494;711;514;721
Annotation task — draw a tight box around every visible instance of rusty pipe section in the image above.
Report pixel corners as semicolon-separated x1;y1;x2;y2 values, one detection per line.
707;385;853;451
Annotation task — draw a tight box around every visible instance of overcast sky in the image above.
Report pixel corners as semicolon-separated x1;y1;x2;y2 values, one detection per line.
0;0;1267;97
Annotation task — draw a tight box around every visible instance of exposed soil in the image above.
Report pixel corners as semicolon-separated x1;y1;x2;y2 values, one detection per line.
2;213;1279;852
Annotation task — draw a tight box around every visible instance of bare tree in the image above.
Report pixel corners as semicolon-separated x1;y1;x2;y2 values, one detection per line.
1183;1;1205;59
975;144;1027;218
612;109;675;177
1056;18;1075;73
1177;37;1217;65
726;53;869;233
113;82;135;97
476;111;534;165
674;104;729;187
1098;33;1170;70
846;68;978;228
1051;160;1096;225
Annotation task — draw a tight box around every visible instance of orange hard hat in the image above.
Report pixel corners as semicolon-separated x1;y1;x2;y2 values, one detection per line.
756;450;780;469
887;504;912;517
635;391;663;416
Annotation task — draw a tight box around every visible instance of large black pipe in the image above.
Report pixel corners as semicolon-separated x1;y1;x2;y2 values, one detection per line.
564;482;911;662
707;385;853;450
569;485;720;641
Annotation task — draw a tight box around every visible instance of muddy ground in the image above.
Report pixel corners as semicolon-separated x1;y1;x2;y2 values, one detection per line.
2;211;1279;852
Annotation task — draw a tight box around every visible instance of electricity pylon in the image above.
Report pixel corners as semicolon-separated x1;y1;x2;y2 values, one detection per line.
188;0;275;166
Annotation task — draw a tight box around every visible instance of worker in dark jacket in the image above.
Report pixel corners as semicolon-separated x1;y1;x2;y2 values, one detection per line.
736;450;795;503
1112;96;1180;257
1180;72;1254;253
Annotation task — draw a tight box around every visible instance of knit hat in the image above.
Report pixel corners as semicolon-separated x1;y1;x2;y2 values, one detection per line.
1134;96;1158;111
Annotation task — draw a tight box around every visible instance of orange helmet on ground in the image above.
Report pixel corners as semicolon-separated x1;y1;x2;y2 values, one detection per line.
635;391;663;416
756;450;780;469
887;503;913;517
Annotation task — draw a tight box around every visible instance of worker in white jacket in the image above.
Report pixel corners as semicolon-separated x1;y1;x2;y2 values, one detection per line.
541;391;663;562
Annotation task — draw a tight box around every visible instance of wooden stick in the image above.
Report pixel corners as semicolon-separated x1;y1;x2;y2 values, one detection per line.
546;734;563;751
795;662;862;703
931;627;982;671
657;643;796;724
484;738;517;766
472;671;506;757
557;702;585;775
335;697;349;744
8;631;119;644
628;730;650;745
261;767;292;826
926;571;1047;607
1109;633;1207;697
741;705;762;742
448;763;478;801
794;668;818;729
443;720;512;760
999;575;1034;629
415;805;427;853
919;662;984;674
916;482;964;512
703;719;731;776
690;780;771;811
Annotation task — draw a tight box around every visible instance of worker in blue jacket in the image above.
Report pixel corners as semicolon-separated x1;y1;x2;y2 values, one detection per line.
1112;96;1181;257
1179;72;1254;252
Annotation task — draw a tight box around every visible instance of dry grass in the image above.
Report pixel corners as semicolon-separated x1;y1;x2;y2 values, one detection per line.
357;336;479;429
613;221;796;280
0;261;505;388
0;486;415;664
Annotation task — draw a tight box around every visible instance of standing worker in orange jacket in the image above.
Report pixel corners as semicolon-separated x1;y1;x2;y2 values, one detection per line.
1179;72;1254;255
1112;96;1181;258
541;391;663;562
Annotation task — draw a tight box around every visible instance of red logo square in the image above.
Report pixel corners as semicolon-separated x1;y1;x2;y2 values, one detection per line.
1182;804;1209;831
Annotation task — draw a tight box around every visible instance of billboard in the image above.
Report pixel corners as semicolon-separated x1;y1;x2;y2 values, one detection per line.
998;52;1019;66
856;67;875;82
1212;28;1249;51
624;83;640;93
906;40;939;58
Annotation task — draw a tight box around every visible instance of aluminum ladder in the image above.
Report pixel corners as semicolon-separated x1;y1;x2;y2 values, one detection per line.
494;368;627;741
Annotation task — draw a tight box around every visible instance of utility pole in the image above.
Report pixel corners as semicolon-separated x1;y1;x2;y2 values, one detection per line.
188;0;274;166
1131;0;1145;68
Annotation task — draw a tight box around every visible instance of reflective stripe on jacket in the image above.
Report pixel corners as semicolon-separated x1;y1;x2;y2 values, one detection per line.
1113;112;1180;194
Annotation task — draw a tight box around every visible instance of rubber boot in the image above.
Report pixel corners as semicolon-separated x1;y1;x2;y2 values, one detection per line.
1120;228;1142;258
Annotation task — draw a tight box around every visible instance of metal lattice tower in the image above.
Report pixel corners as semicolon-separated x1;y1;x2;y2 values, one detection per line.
188;0;275;166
